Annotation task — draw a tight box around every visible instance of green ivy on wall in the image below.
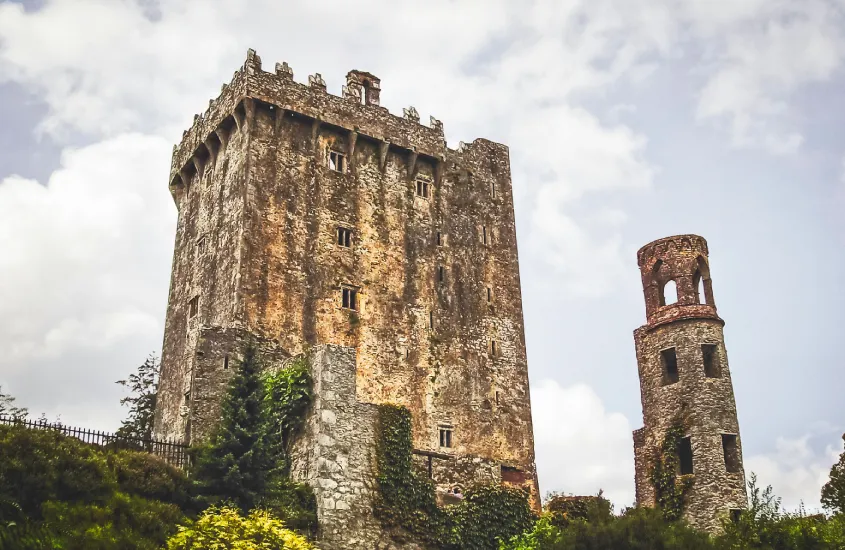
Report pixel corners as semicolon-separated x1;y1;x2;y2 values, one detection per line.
374;404;534;549
651;420;694;522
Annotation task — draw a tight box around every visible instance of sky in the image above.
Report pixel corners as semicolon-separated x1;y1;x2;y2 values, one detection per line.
1;0;844;512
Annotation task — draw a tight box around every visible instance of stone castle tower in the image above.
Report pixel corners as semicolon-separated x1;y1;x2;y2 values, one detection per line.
632;235;746;532
152;49;539;534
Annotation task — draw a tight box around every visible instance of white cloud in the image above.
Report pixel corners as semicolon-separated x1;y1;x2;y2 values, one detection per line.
531;379;635;507
745;434;841;512
0;134;175;369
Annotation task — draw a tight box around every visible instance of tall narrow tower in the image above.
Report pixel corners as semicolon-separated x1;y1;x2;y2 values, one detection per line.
632;235;746;532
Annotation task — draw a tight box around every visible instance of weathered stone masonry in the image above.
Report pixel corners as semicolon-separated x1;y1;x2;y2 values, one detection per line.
152;48;539;542
632;235;747;532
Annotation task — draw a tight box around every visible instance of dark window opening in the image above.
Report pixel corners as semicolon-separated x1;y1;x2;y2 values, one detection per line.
482;226;488;245
341;287;358;310
438;266;445;282
730;509;742;523
429;311;434;329
184;390;191;403
702;344;720;378
329;150;346;172
679;436;693;475
436;231;442;246
223;355;229;370
722;434;740;473
491;181;496;198
487;287;492;303
188;296;199;318
490;340;498;357
337;226;352;247
416;178;431;198
495;391;500;405
197;236;207;255
439;428;452;448
661;348;679;385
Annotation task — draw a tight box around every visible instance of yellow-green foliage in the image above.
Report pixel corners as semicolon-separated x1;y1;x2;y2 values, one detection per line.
166;506;312;550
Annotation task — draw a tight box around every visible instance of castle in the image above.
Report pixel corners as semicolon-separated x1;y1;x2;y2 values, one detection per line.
152;49;539;547
632;235;747;532
151;50;746;545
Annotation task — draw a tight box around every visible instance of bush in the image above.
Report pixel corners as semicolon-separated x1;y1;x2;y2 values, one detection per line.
0;424;190;548
107;450;191;508
165;506;312;549
447;485;535;550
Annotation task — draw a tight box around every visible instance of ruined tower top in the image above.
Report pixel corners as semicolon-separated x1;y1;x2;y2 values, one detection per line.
636;234;719;327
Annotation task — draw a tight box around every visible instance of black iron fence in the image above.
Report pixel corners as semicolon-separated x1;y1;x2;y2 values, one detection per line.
0;415;190;469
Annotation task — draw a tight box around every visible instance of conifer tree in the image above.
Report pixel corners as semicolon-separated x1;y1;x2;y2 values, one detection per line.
192;343;274;512
116;354;159;443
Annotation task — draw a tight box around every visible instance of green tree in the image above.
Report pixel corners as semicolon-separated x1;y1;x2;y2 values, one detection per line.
165;506;311;550
822;434;845;514
116;354;160;442
0;385;27;420
191;344;275;511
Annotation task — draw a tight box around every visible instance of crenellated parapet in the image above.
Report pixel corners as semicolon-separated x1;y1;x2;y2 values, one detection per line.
170;48;501;204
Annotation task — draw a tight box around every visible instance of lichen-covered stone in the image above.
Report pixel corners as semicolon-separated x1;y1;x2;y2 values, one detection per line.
632;235;747;533
152;49;540;547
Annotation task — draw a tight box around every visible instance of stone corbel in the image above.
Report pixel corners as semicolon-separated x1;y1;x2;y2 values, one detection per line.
243;98;256;132
191;155;204;179
347;130;358;171
311;119;322;156
407;149;418;180
215;127;229;152
434;157;444;187
378;140;389;173
274;107;287;135
204;138;218;166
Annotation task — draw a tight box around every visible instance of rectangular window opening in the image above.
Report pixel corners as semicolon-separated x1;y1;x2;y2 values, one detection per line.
679;436;693;475
495;391;500;405
336;226;352;247
439;427;452;448
341;286;358;310
429;311;434;329
436;231;442;246
491;181;496;198
188;296;199;318
490;340;498;357
482;226;488;245
487;287;492;303
722;434;740;473
329;150;346;172
438;266;445;283
196;236;207;255
661;348;679;385
702;344;720;378
223;355;229;370
415;178;431;198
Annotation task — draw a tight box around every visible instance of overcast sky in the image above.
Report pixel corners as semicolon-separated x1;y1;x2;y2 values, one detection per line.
1;0;844;512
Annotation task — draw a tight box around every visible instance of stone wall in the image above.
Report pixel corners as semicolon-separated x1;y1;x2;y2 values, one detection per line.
632;235;747;533
153;48;538;503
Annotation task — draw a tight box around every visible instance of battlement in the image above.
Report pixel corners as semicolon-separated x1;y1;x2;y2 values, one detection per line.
636;234;709;269
169;49;492;189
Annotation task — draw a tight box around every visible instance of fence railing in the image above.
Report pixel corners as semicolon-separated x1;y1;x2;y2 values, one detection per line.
0;415;190;469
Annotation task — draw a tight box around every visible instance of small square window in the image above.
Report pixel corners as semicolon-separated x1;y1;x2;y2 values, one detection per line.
341;286;358;310
329;150;346;172
661;348;679;385
722;434;741;473
439;427;452;448
337;227;352;247
188;296;199;318
415;178;431;198
702;344;721;378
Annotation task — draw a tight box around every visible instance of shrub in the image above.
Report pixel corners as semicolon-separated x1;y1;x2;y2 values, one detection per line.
107;450;191;508
165;506;312;549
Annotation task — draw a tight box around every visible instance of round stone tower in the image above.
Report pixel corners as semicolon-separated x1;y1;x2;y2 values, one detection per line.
632;235;746;532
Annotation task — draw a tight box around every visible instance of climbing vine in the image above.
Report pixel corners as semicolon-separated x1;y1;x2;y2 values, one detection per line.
374;404;534;549
651;420;694;522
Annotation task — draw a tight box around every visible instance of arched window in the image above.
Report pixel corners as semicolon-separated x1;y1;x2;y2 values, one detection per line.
662;280;678;305
693;256;713;305
694;270;706;304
